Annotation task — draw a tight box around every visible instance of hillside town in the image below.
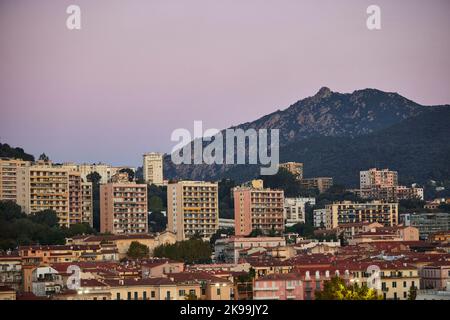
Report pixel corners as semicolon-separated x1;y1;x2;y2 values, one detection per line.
0;155;449;301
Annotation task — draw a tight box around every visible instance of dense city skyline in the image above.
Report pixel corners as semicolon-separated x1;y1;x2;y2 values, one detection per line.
1;0;450;167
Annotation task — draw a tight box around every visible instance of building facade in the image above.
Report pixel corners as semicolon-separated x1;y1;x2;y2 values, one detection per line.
325;201;398;229
0;158;31;202
143;153;163;186
300;177;333;193
284;197;315;226
167;181;219;241
233;184;284;236
100;182;148;234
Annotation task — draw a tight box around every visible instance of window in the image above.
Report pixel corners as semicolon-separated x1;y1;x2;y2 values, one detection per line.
403;292;407;298
403;281;407;288
217;288;221;296
143;291;147;300
189;289;196;295
151;291;155;298
392;282;397;288
179;290;185;296
134;292;138;300
127;292;131;300
116;293;121;300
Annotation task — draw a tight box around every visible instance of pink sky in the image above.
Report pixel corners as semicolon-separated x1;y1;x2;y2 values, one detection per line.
1;0;449;167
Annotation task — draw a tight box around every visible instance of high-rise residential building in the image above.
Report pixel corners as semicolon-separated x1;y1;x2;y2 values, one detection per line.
17;162;71;228
356;168;423;202
234;181;284;236
167;181;219;241
360;168;398;189
284;197;315;226
143;153;163;185
81;182;93;226
68;172;83;225
100;181;148;235
300;177;333;193
0;158;31;202
279;162;303;180
325;200;398;229
12;161;94;228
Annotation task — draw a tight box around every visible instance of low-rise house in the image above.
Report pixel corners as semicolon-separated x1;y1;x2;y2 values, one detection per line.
420;261;450;290
31;266;64;297
214;237;286;263
0;252;22;291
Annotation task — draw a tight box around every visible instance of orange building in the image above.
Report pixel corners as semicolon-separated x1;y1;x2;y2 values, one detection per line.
234;182;284;236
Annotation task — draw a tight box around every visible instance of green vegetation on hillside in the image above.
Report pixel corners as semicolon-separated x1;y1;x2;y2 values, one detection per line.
153;238;212;264
0;143;34;161
0;201;96;250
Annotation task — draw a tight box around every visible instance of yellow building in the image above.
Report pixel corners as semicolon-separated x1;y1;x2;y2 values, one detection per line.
349;262;420;300
167;181;219;241
326;201;398;229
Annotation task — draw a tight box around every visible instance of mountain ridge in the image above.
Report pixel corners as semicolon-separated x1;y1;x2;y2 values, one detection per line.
164;88;450;183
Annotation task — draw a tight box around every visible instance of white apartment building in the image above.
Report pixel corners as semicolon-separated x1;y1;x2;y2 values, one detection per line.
143;153;163;185
284;197;315;226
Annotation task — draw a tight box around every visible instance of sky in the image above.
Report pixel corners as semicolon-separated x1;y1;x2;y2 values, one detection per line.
1;0;449;167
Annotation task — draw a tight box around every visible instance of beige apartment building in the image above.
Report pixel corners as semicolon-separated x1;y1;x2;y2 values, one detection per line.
167;181;219;241
0;158;31;202
279;162;303;180
12;161;93;228
300;177;333;193
234;181;284;236
143;153;163;185
100;181;148;235
16;162;71;227
81;182;93;226
325;201;398;229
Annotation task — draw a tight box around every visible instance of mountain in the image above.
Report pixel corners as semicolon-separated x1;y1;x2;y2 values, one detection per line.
226;87;426;146
164;88;450;185
0;143;34;162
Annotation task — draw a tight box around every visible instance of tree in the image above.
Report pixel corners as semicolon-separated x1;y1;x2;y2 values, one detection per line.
407;285;417;300
38;153;50;162
29;209;59;228
315;277;382;300
218;178;236;219
86;171;102;231
185;292;198;300
148;211;167;233
0;201;26;221
258;168;304;197
149;196;163;212
249;229;264;237
86;171;102;185
286;223;314;238
153;239;212;264
127;241;150;259
209;228;234;246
